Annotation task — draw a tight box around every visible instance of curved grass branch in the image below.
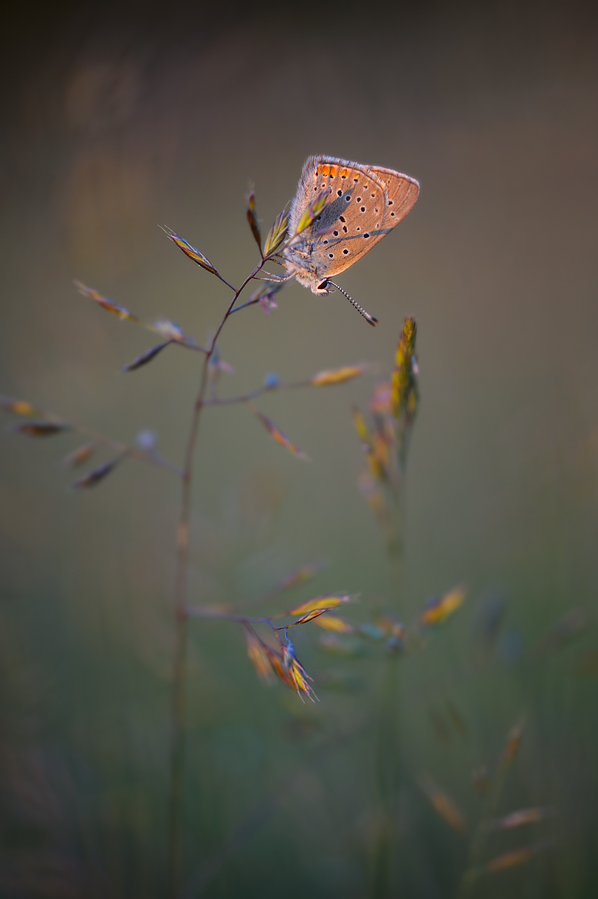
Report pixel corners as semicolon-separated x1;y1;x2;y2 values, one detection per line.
72;424;183;476
167;258;273;898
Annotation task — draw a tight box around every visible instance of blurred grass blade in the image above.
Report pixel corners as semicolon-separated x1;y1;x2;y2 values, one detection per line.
502;716;526;766
14;421;69;437
288;595;351;616
353;406;374;449
244;627;276;683
246;400;308;460
161;225;219;275
72;457;122;489
63;443;96;468
471;764;490;796
75;281;141;323
473;591;507;649
151;319;197;347
318;634;366;657
487;807;554;830
123;342;171;372
419;774;467;833
427;706;451;743
486;842;549;873
445;697;468;736
374;616;405;640
538;608;591;653
310;364;366;387
75;283;202;349
420;587;466;627
0;396;38;416
247;191;262;252
358;472;390;522
277;561;326;593
312;613;354;634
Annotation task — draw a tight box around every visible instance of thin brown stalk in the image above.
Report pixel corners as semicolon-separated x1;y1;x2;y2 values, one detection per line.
167;260;269;899
457;717;527;897
371;656;401;898
201;378;311;407
370;365;413;898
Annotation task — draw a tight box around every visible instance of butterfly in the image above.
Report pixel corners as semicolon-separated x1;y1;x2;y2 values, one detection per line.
281;156;419;325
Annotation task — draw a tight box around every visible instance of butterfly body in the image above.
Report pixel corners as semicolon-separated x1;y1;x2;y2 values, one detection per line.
283;156;419;296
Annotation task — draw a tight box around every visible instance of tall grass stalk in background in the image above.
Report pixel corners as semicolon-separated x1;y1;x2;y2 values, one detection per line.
353;320;418;896
352;326;561;896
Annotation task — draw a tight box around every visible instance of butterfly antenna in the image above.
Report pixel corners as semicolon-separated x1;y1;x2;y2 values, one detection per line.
328;281;378;327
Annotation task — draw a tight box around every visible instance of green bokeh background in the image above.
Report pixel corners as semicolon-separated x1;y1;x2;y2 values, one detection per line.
1;1;597;896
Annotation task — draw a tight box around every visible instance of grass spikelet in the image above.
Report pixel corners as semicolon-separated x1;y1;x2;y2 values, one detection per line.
263;209;289;258
390;316;418;421
246;190;262;253
352;406;373;446
74;281;140;323
75;283;203;352
14;421;69;437
72;457;122;489
63;443;96;468
246;400;309;460
289;608;331;626
502;716;526;766
242;626;318;701
419;774;467;833
312;613;354;634
420;587;466;628
151;319;196;345
358;471;391;520
160;226;219;275
353;409;388;482
276;561;326;593
487;807;554;830
123;342;171;372
0;396;38;416
485;842;548;873
281;636;318;702
374;616;405;640
294;188;330;236
310;364;366;387
288;595;351;616
244;626;276;683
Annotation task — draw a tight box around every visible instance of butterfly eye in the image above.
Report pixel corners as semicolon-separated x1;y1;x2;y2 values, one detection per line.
317;280;329;291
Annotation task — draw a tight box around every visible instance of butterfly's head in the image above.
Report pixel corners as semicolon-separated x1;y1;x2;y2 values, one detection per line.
287;262;331;295
313;279;332;295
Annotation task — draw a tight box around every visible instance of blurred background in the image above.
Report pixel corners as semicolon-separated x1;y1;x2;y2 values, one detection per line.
1;0;597;895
